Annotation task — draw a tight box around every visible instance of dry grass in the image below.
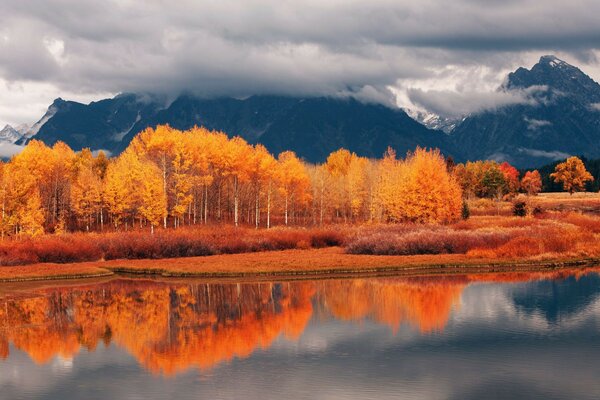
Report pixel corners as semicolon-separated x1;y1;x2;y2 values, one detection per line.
345;214;599;259
525;192;600;213
467;198;514;216
346;226;512;255
2;193;600;281
1;245;596;282
0;226;348;267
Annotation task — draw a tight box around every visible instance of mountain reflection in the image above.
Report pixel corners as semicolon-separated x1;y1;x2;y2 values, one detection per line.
1;268;599;375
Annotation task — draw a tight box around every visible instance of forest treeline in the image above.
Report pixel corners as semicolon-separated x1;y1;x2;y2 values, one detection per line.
0;125;560;236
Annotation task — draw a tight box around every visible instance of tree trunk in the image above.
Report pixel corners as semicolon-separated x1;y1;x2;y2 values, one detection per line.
162;153;167;229
267;181;271;229
255;189;260;229
204;185;208;224
285;194;289;226
234;176;239;227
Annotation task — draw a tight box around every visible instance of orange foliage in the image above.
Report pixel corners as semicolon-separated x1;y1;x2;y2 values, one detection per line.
1;126;468;237
2;269;598;375
320;277;466;333
521;170;542;196
551;156;594;194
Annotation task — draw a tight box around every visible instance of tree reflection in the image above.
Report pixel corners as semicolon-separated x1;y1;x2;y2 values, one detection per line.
0;268;598;375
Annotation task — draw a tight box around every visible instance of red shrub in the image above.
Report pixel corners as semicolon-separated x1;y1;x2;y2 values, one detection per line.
0;225;351;266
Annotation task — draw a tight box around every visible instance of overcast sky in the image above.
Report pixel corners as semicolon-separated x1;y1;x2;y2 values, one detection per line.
1;0;600;127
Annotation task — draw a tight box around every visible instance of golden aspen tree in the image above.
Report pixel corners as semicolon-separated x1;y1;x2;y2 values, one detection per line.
187;128;214;224
222;137;252;227
374;147;404;222
170;134;193;228
93;151;109;230
131;126;177;228
0;162;6;238
9;140;53;227
276;151;311;225
138;160;167;234
104;149;144;229
49;142;76;227
71;149;103;231
347;154;368;220
325;149;352;220
248;144;276;228
363;159;380;223
307;164;332;226
19;191;45;237
398;148;462;224
205;131;231;222
550;156;594;194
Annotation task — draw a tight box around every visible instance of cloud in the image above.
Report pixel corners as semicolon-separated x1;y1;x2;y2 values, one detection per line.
406;86;547;118
524;117;552;130
0;1;600;125
0;142;24;158
517;148;570;160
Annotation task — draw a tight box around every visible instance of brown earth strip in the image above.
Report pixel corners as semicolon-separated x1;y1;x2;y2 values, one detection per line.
0;247;598;283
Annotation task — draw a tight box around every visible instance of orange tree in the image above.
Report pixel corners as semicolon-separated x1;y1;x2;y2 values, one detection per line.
550;156;593;194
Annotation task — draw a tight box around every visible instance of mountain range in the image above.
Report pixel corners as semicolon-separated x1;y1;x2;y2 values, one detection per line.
3;55;600;167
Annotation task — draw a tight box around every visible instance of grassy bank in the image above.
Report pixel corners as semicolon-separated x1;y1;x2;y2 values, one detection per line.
2;210;600;267
2;192;600;282
1;247;599;283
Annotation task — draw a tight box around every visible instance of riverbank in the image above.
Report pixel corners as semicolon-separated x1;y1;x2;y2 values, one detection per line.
1;247;599;283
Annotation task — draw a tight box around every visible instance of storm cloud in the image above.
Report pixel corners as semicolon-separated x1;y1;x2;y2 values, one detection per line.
1;0;600;125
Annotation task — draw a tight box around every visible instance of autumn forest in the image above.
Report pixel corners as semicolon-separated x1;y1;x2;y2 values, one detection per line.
0;125;563;237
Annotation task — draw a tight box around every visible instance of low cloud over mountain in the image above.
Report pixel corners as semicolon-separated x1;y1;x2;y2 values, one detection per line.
1;1;600;126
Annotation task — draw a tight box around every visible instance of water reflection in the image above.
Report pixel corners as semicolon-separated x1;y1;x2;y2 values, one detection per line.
1;268;599;376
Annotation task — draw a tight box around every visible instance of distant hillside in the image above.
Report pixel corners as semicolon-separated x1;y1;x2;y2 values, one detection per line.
452;55;600;168
23;94;455;162
11;55;600;167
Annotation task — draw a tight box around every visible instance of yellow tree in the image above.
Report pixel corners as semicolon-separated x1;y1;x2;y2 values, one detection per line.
307;164;332;226
550;156;593;195
521;170;542;196
0;162;6;238
49;142;76;227
347;154;368;220
398;148;462;224
130;125;177;228
19;191;45;237
104;149;144;229
374;147;404;222
222;137;252;227
248;144;277;228
138;160;167;234
9;140;54;228
71;149;103;231
93;151;109;230
325;149;352;220
187;128;214;224
276;151;311;225
170;133;193;228
204;130;232;222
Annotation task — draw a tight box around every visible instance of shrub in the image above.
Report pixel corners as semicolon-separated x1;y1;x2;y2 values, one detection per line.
513;200;527;217
346;226;512;255
0;225;351;266
462;201;470;220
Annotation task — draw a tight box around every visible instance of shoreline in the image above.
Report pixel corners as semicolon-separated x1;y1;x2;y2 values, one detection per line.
0;247;598;283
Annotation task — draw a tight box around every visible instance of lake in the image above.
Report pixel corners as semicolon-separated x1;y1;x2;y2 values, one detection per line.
1;268;600;400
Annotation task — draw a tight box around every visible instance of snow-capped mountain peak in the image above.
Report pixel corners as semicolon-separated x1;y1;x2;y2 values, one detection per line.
404;108;461;133
0;124;23;144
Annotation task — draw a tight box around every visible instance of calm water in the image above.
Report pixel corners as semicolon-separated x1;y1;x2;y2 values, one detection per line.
1;269;600;400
